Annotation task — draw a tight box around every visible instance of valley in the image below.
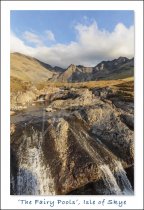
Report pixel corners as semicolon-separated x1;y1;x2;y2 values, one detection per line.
10;53;134;195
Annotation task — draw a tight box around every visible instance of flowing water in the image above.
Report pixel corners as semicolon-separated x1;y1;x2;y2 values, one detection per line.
100;164;122;195
114;161;134;195
14;130;55;195
70;124;134;195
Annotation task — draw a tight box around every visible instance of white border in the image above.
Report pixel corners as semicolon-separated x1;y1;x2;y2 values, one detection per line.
1;1;143;209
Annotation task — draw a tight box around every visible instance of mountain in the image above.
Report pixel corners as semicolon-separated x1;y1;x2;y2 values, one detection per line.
11;53;134;87
93;57;134;80
50;64;93;82
52;57;134;82
94;57;130;72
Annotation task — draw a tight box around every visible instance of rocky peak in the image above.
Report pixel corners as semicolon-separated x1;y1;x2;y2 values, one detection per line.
94;61;107;71
68;64;76;68
113;57;129;65
117;56;128;61
64;64;77;73
93;56;133;74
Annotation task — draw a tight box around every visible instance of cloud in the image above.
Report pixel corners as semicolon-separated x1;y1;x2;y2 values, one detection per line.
11;32;35;55
45;30;55;41
23;31;42;46
11;21;134;68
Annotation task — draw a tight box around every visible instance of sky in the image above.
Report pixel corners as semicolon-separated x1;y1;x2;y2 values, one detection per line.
11;10;134;68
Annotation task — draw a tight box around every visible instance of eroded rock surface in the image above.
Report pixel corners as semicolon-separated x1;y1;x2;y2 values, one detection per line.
10;85;134;195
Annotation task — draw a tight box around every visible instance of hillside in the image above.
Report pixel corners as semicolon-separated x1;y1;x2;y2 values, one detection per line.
10;53;55;84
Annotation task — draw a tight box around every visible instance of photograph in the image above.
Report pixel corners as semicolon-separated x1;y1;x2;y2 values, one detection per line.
10;10;134;196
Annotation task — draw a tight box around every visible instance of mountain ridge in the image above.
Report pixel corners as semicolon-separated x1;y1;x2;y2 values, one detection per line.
11;52;134;84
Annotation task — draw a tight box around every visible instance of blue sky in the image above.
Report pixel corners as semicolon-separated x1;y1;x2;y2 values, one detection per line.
11;10;134;67
11;10;134;45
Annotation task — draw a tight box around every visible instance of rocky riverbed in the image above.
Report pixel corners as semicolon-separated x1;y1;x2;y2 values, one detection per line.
10;83;134;195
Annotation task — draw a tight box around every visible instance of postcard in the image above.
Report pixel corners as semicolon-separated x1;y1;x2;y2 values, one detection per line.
1;1;143;209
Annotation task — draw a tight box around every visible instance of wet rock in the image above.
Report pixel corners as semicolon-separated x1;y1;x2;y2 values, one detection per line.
120;114;134;130
50;89;96;110
45;107;55;112
11;90;37;110
36;94;46;102
92;87;113;98
112;101;134;114
49;90;80;102
88;105;134;164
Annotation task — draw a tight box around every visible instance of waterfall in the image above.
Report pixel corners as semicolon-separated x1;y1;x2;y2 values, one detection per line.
100;164;122;195
70;124;133;195
17;167;38;195
70;125;104;165
15;129;56;195
114;161;134;195
99;162;134;195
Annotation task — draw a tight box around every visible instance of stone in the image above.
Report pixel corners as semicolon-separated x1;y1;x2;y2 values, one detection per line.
45;107;54;112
